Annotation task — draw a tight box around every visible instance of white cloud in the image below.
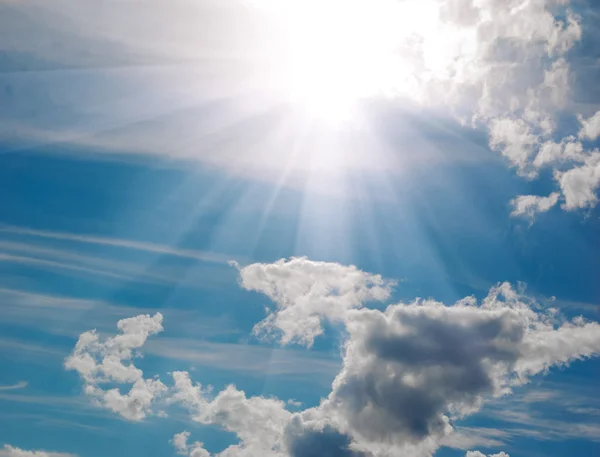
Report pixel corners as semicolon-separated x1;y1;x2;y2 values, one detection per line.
237;257;394;347
439;2;600;217
578;111;600;141
171;432;211;457
441;427;509;449
169;371;291;457
547;11;581;56
172;431;192;455
510;192;559;219
466;452;509;457
488;118;538;176
555;152;600;210
0;381;28;391
541;58;570;109
533;139;584;168
64;313;167;420
0;445;76;457
0;225;228;264
66;262;600;457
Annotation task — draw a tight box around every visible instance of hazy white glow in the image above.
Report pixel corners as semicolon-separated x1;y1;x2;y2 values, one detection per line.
285;0;404;123
263;0;473;123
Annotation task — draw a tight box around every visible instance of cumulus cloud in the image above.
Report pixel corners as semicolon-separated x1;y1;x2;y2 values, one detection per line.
171;432;211;457
169;371;291;457
284;420;365;457
0;446;76;457
489;118;539;176
466;452;510;457
66;261;600;457
431;1;600;216
64;313;167;420
237;257;394;346
579;111;600;141
555;153;600;210
510;192;560;219
532;139;585;168
302;282;600;456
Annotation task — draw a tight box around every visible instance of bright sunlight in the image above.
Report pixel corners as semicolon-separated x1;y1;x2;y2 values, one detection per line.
262;0;467;124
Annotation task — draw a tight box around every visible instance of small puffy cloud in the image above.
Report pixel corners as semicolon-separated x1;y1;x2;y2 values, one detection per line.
578;111;600;141
0;446;76;457
172;431;192;455
64;313;167;420
237;257;394;346
488;118;538;176
171;432;211;457
510;192;559;219
466;452;510;457
555;152;600;210
533;139;584;168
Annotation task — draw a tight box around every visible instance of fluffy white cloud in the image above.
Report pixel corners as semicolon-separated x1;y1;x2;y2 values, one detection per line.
0;446;75;457
171;432;211;457
579;111;600;141
510;192;560;219
532;138;585;169
67;262;600;457
555;152;600;210
170;371;291;457
64;313;167;420
237;257;394;346
489;118;538;175
466;452;510;457
434;1;600;217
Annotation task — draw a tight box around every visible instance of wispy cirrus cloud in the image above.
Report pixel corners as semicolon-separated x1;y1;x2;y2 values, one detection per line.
0;445;76;457
144;338;340;381
0;381;28;391
0;287;238;340
480;381;600;443
0;233;236;290
0;225;230;264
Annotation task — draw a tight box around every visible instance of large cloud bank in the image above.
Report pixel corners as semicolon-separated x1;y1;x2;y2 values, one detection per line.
66;258;600;457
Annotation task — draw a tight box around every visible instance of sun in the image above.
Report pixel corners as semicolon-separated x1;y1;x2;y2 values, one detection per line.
281;0;407;124
264;0;441;124
253;0;470;125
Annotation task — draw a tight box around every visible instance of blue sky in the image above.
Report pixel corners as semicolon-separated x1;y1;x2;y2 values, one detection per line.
1;2;600;457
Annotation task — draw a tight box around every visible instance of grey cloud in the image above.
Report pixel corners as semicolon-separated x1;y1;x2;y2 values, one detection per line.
324;303;525;446
286;423;366;457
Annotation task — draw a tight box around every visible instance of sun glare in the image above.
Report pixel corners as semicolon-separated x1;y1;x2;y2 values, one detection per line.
264;0;450;124
250;0;479;125
283;0;403;124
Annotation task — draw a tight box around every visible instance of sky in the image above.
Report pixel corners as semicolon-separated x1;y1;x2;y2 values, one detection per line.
1;1;600;457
